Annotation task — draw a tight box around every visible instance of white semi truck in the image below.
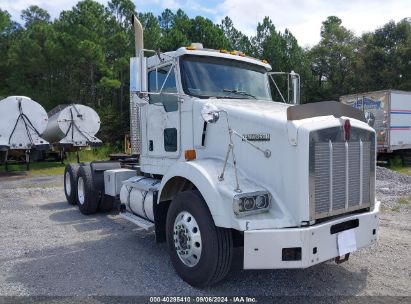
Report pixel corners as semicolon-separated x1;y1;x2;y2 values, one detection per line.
63;15;380;286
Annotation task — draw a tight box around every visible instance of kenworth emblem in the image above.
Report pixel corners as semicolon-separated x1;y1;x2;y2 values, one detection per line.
242;133;271;141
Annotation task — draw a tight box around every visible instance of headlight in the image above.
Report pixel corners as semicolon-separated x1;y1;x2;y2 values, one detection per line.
233;192;271;216
243;197;255;210
256;195;269;209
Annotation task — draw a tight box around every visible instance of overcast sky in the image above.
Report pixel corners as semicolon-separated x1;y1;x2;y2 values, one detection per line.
2;0;411;46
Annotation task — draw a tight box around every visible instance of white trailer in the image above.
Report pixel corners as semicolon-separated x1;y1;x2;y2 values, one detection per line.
340;90;411;153
62;15;380;286
42;104;102;148
0;96;49;150
0;96;49;168
40;104;102;163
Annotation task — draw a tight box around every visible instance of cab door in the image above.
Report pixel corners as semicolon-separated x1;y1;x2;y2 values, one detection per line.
145;64;180;158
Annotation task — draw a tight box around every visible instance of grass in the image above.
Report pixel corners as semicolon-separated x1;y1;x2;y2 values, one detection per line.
397;196;410;205
0;145;117;176
390;195;411;212
385;155;411;176
388;165;411;176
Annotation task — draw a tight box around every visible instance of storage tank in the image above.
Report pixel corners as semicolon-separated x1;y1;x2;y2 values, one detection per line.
42;104;102;147
0;96;49;150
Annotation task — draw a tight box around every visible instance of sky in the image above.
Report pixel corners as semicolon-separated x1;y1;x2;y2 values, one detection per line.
1;0;411;46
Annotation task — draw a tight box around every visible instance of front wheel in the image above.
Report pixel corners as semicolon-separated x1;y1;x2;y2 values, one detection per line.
166;190;233;287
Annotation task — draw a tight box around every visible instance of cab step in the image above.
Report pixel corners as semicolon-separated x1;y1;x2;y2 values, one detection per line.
119;211;154;230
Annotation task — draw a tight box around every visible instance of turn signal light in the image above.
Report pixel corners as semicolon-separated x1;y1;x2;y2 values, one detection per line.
185;149;196;161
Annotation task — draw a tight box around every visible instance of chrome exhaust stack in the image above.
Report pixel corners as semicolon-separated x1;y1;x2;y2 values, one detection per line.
132;15;144;57
290;70;300;105
129;15;147;156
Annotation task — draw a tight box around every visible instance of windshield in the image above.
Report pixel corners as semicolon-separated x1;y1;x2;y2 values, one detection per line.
180;55;272;100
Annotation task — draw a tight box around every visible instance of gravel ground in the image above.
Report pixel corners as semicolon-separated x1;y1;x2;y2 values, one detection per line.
0;167;410;297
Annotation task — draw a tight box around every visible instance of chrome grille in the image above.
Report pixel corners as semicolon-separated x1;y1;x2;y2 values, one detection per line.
310;127;375;220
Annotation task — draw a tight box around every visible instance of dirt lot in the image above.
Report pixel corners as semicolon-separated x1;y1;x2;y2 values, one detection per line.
0;169;410;297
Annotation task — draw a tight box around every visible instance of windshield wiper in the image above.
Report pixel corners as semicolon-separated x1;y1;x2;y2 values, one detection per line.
223;89;257;99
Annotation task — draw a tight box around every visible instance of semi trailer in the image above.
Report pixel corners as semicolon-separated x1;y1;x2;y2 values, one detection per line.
43;104;101;148
0;96;49;169
63;15;380;286
340;90;411;165
42;104;102;162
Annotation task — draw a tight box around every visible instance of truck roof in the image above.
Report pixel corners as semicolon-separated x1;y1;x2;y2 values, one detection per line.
147;46;272;71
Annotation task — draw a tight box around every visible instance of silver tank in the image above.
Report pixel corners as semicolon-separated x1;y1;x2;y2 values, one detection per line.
0;96;49;150
119;176;160;221
42;104;101;147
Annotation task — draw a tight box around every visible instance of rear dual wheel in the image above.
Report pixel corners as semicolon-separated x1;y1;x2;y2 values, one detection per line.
64;163;113;214
76;165;99;215
166;190;233;287
64;163;81;205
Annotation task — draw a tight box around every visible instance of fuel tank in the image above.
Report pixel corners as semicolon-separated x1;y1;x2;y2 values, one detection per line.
120;176;161;221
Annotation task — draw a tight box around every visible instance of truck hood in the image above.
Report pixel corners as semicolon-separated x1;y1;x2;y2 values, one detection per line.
191;97;374;228
204;98;291;128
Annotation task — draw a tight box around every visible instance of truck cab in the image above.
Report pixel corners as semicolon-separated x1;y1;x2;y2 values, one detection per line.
63;15;380;287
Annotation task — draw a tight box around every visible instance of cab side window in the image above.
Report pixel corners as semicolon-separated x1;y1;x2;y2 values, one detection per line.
148;65;178;112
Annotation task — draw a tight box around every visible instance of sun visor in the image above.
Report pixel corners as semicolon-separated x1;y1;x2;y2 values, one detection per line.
287;101;366;122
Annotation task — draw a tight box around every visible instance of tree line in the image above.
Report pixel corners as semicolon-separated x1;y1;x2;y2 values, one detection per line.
1;0;410;143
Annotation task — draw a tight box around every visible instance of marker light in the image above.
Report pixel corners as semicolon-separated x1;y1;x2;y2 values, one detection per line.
184;149;196;161
344;119;351;141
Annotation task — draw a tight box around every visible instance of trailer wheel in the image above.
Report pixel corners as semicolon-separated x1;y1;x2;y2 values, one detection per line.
166;190;233;287
64;163;81;205
76;165;99;215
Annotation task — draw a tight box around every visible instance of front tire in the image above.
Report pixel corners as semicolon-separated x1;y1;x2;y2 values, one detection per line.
76;165;99;215
64;163;81;205
166;190;233;287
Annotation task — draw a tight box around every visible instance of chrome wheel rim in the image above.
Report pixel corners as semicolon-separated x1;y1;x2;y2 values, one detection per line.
77;176;85;205
65;172;71;196
173;211;202;267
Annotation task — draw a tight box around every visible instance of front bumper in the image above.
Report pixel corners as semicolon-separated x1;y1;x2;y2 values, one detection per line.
243;201;380;269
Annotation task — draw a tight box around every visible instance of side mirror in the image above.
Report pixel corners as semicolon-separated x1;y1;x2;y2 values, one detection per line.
201;103;220;123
